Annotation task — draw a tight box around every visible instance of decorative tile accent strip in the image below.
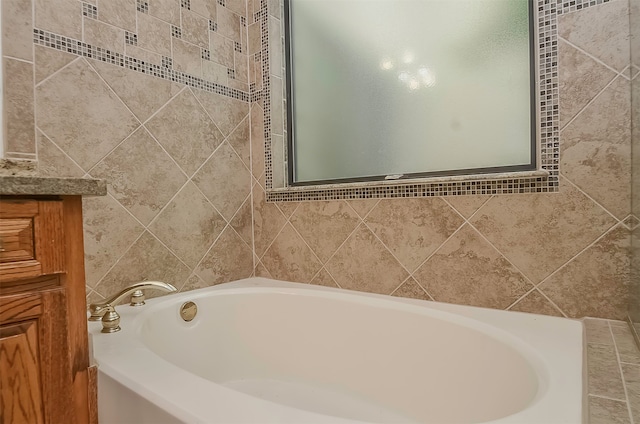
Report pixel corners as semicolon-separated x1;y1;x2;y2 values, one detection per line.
227;68;235;79
557;0;612;14
209;20;217;32
234;42;242;53
33;29;250;102
217;0;226;6
171;25;182;39
125;31;138;46
241;16;247;27
136;0;149;13
82;2;98;19
162;56;173;68
180;0;191;10
261;0;563;200
201;48;210;60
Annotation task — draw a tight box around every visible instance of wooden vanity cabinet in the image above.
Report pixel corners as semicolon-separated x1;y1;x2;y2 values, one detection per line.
0;196;95;424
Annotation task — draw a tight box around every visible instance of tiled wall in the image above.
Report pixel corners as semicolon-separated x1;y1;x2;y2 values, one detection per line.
630;0;640;340
252;0;635;320
1;0;255;301
1;0;635;320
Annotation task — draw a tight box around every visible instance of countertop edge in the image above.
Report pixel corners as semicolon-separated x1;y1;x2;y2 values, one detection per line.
0;176;107;196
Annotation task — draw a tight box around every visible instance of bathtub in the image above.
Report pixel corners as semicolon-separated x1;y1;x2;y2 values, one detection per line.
89;277;584;424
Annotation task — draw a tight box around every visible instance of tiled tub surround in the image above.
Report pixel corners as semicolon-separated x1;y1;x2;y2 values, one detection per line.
1;0;255;302
585;319;640;424
0;0;636;319
250;0;636;320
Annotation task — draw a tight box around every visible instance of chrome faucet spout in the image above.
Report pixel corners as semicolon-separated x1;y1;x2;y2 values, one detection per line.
88;281;177;332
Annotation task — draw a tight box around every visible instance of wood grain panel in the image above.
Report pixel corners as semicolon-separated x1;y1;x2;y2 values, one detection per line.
34;201;65;275
0;320;44;424
0;292;42;323
0;260;41;283
87;365;98;424
0;218;34;263
62;196;90;424
0;200;38;218
0;275;60;296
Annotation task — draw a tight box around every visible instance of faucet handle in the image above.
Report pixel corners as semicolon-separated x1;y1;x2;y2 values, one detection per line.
129;289;146;306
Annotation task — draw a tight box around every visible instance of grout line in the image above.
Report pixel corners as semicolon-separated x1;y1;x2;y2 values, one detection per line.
560;172;625;224
560;36;628;78
609;321;636;424
34;55;82;88
3;55;34;65
35;127;87;174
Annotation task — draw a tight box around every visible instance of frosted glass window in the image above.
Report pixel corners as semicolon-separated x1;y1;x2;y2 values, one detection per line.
286;0;535;185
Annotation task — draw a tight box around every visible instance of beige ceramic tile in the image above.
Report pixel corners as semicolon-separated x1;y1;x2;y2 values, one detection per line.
36;59;139;170
612;325;640;364
34;46;77;84
269;17;282;78
235;51;249;83
191;0;217;20
227;76;249;92
270;134;285;188
35;0;82;39
2;0;33;61
226;116;250;168
310;268;339;288
588;396;631;424
225;0;245;16
229;194;253;246
414;225;532;310
137;13;172;56
248;22;261;55
587;343;627;400
250;103;265;178
508;290;564;317
444;196;491;219
268;0;279;17
86;289;105;306
90;60;184;122
148;0;181;26
289;201;360;263
36;131;84;177
558;39;617;128
345;199;380;218
195;226;254;285
559;0;630;71
470;178;617;283
145;89;224;175
275;202;299;218
94;232;191;299
365;198;464;272
254;259;272;278
209;32;235;68
193;87;249;136
391;277;432;302
584;319;615;345
539;225;630;319
125;44;163;65
90;127;187;225
180;273;209;292
97;0;137;32
83;18;125;54
270;76;283;135
82;194;145;288
561;77;631;219
216;6;241;42
252;184;287;257
621;363;640;420
325;225;409;295
203;60;229;85
192;142;251;221
149;182;226;267
173;38;204;77
260;223;322;283
182;9;210;48
4;59;35;155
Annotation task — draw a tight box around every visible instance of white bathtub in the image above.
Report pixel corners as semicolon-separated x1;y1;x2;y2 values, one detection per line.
89;277;584;424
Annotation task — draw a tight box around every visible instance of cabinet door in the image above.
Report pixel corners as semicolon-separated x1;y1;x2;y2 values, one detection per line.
0;290;72;424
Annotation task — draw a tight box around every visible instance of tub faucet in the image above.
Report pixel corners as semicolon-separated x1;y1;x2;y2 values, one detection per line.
88;281;177;333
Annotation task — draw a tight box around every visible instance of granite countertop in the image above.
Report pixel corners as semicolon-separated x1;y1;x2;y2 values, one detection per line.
0;176;107;196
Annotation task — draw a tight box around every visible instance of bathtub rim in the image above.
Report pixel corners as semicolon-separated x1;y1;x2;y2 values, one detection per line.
90;277;584;424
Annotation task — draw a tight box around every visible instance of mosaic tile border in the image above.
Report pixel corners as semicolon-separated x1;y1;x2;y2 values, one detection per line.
557;0;612;14
261;0;565;201
33;29;250;103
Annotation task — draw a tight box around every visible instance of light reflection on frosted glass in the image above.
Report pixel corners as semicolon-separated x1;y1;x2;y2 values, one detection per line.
288;0;533;184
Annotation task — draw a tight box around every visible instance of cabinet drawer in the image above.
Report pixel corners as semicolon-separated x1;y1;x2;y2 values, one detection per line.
0;200;65;283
